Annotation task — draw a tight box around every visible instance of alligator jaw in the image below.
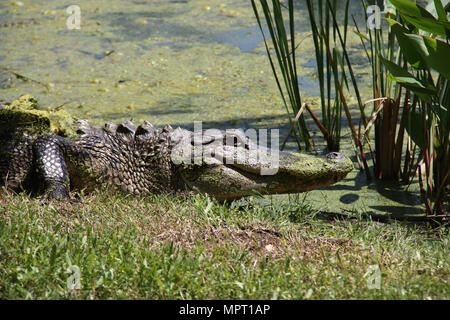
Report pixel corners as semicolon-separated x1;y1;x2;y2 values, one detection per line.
179;151;354;201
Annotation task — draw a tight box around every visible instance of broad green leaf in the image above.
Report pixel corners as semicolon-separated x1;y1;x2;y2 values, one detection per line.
433;0;447;20
390;0;450;36
401;14;450;36
380;56;436;99
388;19;427;69
406;110;426;151
405;34;450;80
389;0;433;18
427;0;449;20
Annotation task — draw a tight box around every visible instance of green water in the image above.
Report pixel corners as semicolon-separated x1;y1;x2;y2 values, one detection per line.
0;0;423;217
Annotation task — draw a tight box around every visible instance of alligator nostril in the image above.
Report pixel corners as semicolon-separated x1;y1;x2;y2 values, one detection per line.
326;152;344;160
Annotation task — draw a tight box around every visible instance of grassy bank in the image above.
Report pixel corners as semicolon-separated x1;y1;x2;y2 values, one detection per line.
0;189;448;299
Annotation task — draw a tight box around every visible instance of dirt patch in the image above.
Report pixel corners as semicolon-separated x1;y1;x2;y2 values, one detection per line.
150;222;352;260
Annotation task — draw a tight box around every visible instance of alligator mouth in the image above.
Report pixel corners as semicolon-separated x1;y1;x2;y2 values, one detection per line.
230;151;353;177
180;151;354;201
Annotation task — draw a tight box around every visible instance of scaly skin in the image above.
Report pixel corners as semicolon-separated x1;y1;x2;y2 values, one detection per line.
0;97;354;202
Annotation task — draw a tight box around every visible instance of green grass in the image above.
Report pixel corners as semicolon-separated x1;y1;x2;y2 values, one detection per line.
0;189;448;299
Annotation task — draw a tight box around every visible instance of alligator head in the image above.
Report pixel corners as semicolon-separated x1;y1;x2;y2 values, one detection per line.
169;128;353;201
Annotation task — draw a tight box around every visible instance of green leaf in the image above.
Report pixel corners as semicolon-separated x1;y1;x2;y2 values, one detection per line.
389;0;433;17
435;0;448;19
428;0;448;20
390;0;450;36
380;55;436;99
388;19;427;69
354;31;368;41
405;34;450;80
401;14;450;37
406;110;426;151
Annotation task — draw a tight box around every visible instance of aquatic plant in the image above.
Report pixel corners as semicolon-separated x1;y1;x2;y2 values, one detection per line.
355;0;408;181
305;0;346;152
380;0;449;217
308;0;371;178
251;0;311;151
357;0;449;217
252;0;449;218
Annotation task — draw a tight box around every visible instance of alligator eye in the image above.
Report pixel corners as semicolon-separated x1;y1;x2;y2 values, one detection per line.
223;133;248;149
326;152;344;159
191;134;215;146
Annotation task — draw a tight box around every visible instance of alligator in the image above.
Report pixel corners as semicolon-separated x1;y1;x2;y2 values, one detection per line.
0;96;354;202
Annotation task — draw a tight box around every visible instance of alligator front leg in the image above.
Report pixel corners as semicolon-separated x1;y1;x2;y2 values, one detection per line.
33;135;73;202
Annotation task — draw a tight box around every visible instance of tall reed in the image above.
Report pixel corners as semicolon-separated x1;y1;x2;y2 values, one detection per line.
251;0;311;150
355;0;409;181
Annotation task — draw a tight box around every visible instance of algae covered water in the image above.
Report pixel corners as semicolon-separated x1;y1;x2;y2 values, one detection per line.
0;0;423;217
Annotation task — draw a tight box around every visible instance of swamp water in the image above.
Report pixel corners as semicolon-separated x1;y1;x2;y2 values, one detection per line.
0;0;423;218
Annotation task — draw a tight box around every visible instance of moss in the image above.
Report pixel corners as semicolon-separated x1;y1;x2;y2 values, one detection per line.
289;153;353;177
0;95;76;137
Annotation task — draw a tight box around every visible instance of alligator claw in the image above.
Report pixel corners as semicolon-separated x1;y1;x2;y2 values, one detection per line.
40;185;73;203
